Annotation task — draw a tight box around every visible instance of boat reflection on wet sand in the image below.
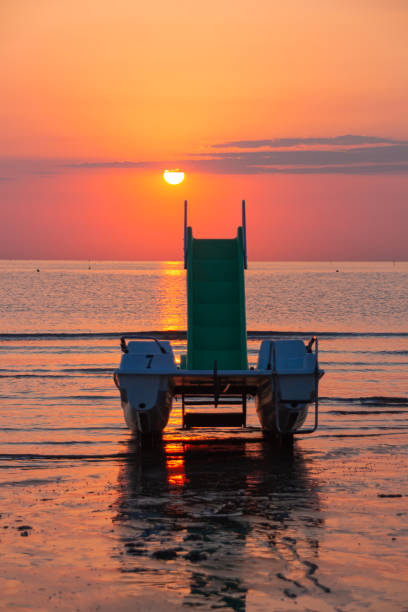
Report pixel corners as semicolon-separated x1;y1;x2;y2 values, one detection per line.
114;438;328;610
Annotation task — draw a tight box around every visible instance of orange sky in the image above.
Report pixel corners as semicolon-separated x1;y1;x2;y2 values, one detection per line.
1;0;407;259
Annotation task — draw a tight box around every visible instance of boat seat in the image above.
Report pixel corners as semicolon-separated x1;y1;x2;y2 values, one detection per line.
258;340;316;371
127;340;171;354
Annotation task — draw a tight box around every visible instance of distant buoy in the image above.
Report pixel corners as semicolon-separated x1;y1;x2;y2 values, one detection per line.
36;268;40;272
336;269;339;273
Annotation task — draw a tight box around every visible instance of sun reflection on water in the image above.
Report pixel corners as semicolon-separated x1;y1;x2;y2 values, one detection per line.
165;442;186;487
156;263;186;331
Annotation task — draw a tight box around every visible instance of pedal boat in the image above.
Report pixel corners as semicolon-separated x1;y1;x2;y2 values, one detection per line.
113;200;324;438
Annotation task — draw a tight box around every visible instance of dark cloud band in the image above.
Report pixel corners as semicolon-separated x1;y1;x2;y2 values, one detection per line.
211;135;408;149
1;135;408;177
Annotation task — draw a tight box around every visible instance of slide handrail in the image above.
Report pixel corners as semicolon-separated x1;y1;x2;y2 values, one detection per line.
184;200;188;269
242;199;247;269
184;200;247;269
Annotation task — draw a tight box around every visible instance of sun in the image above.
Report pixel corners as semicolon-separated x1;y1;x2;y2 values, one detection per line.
163;169;185;185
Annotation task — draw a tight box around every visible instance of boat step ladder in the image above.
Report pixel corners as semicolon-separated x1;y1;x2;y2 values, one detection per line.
181;393;247;428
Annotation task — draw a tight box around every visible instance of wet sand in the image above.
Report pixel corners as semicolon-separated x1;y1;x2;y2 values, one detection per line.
1;431;407;611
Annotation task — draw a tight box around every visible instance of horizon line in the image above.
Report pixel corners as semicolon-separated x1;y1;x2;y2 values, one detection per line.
0;258;406;263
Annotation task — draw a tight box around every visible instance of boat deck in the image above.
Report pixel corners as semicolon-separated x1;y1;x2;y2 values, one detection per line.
118;368;317;395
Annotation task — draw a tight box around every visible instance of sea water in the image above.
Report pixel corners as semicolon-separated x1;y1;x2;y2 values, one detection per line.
0;261;407;611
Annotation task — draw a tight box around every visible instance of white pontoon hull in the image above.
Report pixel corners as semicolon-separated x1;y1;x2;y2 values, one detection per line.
254;340;320;435
118;373;173;434
255;377;312;433
114;337;323;437
114;339;177;436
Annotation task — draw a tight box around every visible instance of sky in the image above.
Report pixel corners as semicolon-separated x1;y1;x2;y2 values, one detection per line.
1;0;407;260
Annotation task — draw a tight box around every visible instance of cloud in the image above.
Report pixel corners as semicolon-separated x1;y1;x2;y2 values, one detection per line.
63;161;155;169
183;160;408;175
0;158;65;179
1;136;408;178
211;135;408;149
192;144;408;164
186;137;408;174
0;158;157;179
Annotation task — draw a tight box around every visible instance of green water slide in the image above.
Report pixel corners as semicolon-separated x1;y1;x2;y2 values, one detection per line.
184;201;248;370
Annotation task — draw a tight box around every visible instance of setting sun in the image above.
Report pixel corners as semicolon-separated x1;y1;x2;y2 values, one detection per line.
163;169;185;185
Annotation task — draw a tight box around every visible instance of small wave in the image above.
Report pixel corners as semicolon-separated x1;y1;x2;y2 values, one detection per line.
321;349;408;355
376;350;408;356
0;452;135;461
321;361;408;367
6;440;98;446
1;330;407;341
0;367;113;374
0;331;184;340
0;369;113;378
4;440;101;446
0;477;64;487
61;367;113;373
0;374;74;379
248;331;408;339
322;396;408;406
0;426;125;431
40;394;117;400
327;410;408;415
317;431;406;438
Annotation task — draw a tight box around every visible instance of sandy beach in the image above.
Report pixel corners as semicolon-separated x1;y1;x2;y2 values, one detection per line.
1;433;407;611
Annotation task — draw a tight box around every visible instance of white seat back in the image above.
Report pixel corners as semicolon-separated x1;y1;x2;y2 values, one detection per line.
258;340;315;372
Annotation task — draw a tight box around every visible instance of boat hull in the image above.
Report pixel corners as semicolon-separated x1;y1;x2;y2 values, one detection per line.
255;374;313;434
118;374;173;435
114;338;323;437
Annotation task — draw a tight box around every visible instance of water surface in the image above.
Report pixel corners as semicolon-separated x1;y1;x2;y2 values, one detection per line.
0;261;407;610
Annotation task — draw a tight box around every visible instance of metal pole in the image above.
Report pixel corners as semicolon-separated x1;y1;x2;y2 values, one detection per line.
242;199;247;269
184;200;188;269
272;344;282;433
242;393;247;427
182;393;185;429
314;338;319;430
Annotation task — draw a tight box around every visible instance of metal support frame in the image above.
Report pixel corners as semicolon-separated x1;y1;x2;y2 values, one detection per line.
213;360;219;407
181;394;248;429
242;392;247;426
182;392;186;428
181;360;248;429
